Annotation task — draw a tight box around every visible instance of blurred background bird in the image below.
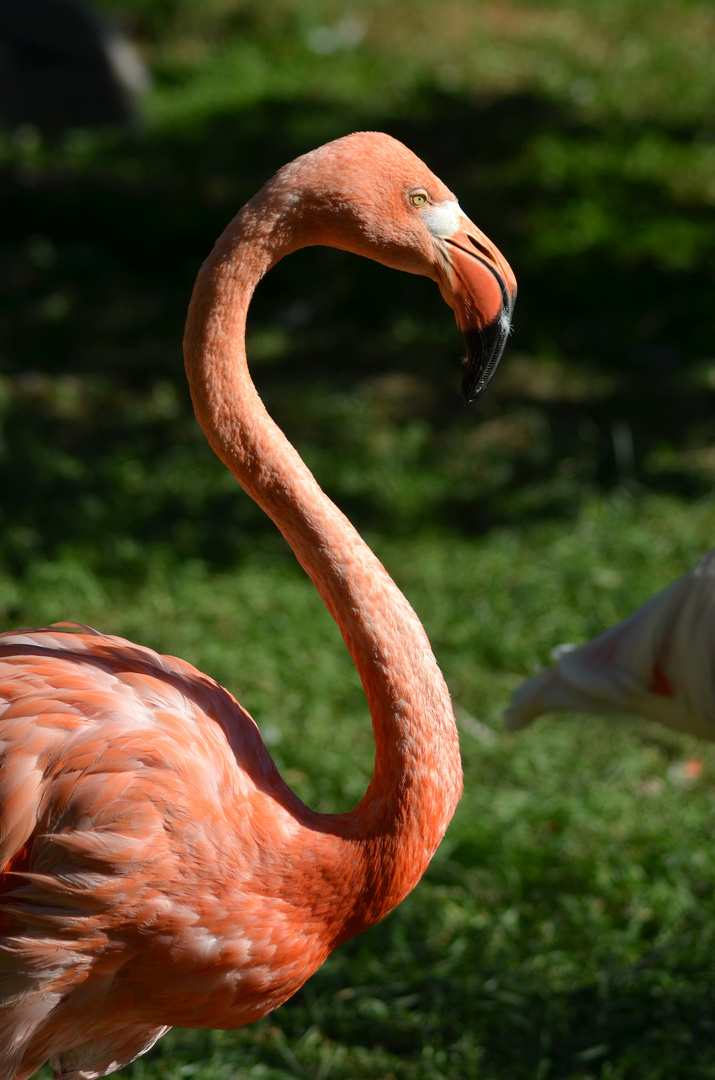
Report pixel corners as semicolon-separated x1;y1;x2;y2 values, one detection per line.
506;548;715;740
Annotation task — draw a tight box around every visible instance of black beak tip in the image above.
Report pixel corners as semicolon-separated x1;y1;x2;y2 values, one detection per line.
460;318;511;404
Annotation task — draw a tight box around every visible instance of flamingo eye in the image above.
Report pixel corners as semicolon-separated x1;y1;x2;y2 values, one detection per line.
410;190;428;207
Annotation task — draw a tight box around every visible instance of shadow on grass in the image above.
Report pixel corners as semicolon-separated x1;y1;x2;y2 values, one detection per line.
1;88;713;576
277;911;715;1079
473;959;715;1077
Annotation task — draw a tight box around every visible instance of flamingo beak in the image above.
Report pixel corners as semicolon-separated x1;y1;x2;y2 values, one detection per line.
436;218;517;403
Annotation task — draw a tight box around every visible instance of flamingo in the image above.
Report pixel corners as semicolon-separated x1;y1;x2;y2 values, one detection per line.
0;132;517;1080
505;548;715;739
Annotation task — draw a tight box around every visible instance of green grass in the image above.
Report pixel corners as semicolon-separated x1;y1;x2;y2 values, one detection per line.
3;0;715;1076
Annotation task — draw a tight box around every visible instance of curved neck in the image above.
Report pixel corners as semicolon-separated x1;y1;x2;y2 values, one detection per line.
183;197;462;943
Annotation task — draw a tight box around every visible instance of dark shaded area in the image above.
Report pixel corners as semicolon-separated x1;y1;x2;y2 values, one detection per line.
280;907;715;1080
0;0;148;132
0;89;713;580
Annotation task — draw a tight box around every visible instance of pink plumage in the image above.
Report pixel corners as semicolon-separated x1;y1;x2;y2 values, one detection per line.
0;132;516;1079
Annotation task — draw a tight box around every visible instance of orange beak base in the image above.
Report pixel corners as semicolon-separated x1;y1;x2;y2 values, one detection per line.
441;230;516;403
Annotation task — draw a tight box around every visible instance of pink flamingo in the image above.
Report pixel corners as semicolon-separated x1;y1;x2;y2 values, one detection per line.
0;132;516;1079
505;548;715;739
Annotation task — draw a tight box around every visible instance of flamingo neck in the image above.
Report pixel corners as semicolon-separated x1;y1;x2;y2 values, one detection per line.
183;193;462;945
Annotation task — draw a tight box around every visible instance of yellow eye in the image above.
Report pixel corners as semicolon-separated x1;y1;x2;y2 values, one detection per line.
410;191;428;207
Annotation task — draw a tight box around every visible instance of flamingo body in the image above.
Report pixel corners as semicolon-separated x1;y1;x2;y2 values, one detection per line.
0;132;516;1079
0;628;359;1078
505;548;715;738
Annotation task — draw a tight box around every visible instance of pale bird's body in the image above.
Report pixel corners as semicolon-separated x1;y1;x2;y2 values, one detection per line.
506;548;715;739
0;132;516;1080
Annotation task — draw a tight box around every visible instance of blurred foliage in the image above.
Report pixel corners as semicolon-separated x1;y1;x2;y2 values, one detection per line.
1;80;713;571
3;0;715;1078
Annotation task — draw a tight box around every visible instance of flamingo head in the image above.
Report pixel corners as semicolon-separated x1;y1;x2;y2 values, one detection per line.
266;132;517;402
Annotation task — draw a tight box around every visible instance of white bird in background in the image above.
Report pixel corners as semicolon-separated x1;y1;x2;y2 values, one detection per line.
505;548;715;740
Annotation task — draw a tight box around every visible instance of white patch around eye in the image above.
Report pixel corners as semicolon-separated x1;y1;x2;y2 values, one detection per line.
421;200;463;239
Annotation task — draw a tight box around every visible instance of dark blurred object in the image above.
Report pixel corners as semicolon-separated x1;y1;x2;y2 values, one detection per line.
0;0;149;133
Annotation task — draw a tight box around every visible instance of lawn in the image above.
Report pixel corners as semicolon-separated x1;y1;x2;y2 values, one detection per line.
1;1;714;1077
